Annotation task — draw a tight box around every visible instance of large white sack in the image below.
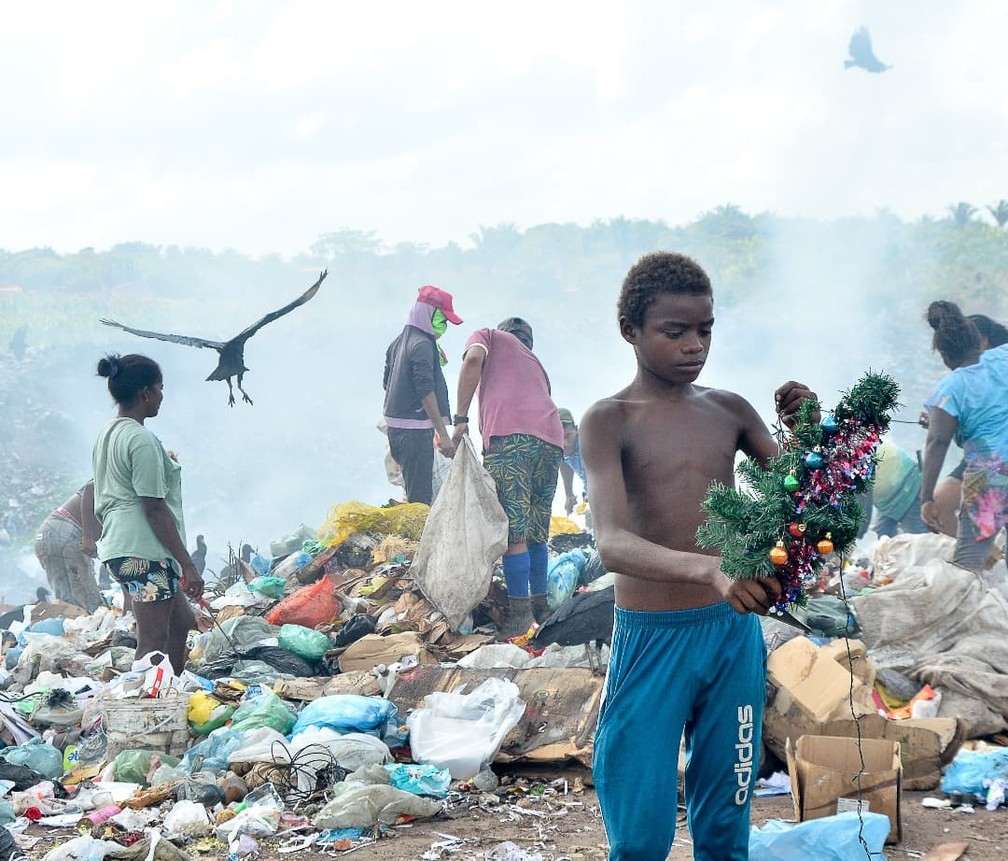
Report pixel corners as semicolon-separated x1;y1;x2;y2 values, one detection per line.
410;437;508;630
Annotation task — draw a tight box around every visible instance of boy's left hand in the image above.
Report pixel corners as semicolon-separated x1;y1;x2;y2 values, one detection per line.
774;381;820;428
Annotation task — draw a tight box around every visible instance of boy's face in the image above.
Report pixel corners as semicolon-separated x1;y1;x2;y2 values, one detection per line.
621;292;713;384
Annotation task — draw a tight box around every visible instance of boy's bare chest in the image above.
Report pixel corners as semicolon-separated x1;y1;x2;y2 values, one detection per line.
624;405;741;481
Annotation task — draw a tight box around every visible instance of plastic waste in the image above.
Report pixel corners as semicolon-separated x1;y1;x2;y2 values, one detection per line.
265;574;341;628
113;750;180;786
0;802;13;826
229;692;296;735
229;833;259;858
486;842;544;861
942;746;1008;797
407;678;526;779
201;616;275;664
547;550;587;610
188;691;236;736
0;825;17;861
163;799;211;838
243;783;285;811
182;729;245;774
748;811;890;859
290;695;397;738
332;615;376;648
214;805;281;840
272;551;312;582
313;783;442;829
250;554;272;578
290;728;391;772
246;577;287;600
178;773;223;806
0;740;64;781
278;625;332;662
385;763;451;798
41;835;123;861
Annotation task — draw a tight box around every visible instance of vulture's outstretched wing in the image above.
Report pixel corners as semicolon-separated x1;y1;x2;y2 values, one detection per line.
99;318;225;350
846;26;889;72
231;269;328;344
849;26;874;62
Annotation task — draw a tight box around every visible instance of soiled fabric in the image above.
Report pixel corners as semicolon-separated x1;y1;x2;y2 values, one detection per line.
34;513;102;611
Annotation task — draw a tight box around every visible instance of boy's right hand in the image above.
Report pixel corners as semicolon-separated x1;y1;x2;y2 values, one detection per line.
715;572;781;615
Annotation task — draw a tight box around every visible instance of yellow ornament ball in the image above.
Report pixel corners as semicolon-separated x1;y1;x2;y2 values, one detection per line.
769;542;788;566
817;534;835;555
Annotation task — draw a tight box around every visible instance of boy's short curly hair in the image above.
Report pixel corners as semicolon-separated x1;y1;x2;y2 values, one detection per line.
618;252;713;328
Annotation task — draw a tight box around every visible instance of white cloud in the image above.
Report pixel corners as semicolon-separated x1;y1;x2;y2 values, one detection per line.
1;0;1006;255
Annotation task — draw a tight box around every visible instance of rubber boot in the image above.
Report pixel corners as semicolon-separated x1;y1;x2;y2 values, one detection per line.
530;593;550;624
499;596;535;641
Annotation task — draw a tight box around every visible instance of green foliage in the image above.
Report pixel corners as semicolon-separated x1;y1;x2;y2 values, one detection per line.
696;373;901;602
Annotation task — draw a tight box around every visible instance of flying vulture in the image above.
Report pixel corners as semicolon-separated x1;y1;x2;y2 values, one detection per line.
100;269;327;406
844;26;891;74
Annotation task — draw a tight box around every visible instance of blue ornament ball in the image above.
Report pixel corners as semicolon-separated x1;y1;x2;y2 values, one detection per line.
804;451;825;470
821;415;839;434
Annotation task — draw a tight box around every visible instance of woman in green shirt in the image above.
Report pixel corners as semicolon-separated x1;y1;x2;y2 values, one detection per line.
93;353;203;674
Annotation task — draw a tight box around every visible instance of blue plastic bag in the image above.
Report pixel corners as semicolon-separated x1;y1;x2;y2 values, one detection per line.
0;738;64;780
749;811;889;859
386;763;452;798
250;554;272;577
290;695;398;738
28;618;64;637
941;746;1008;797
181;728;245;774
547;549;587;610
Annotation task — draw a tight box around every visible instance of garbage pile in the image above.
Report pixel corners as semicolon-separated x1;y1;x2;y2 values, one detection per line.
0;501;609;859
2;498;1008;858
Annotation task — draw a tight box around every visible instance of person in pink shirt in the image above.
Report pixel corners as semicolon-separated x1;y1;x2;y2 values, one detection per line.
452;318;564;638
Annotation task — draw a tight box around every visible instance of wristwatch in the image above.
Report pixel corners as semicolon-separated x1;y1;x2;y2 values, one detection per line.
452;415;469;426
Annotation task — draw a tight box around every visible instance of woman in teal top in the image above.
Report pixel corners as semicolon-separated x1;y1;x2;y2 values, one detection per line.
93;353;203;673
921;303;1008;572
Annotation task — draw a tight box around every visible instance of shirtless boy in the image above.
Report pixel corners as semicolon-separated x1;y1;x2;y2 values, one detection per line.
580;252;817;861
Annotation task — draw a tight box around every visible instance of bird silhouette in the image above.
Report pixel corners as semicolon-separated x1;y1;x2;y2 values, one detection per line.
0;587;51;631
100;269;327;406
191;534;207;577
844;26;890;74
531;572;615;674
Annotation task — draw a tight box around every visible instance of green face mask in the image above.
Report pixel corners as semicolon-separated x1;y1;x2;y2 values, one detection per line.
431;309;448;338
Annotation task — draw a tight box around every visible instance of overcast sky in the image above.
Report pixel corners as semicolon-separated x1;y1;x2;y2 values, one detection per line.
3;0;1006;257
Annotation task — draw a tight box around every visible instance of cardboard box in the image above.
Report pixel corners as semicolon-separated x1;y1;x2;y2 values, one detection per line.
766;636;874;723
787;735;902;844
764;636;967;790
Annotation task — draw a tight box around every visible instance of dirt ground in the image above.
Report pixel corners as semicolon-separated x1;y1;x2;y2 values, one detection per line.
21;765;1008;860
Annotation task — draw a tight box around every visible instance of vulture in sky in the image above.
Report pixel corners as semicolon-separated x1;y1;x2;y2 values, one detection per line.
100;269;327;406
844;26;891;74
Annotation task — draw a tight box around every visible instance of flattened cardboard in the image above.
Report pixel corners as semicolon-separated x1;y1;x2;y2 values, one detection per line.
337;632;436;673
787;734;902;844
273;672;382;701
389;665;603;767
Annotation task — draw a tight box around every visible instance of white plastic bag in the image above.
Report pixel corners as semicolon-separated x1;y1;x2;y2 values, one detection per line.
163;799;211;838
312;783;441;829
406;677;526;779
410;437;508;630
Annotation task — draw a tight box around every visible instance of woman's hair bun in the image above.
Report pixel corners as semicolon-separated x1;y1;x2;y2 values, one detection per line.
96;354;120;379
926;300;964;332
